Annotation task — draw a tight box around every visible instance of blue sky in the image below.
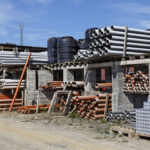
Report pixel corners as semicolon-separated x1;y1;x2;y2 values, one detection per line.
0;0;150;47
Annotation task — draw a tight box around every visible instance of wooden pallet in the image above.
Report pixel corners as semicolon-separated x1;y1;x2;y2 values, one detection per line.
110;126;136;138
136;133;150;139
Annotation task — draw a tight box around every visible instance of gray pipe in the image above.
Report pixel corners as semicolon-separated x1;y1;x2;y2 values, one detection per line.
105;40;150;49
106;46;150;53
106;36;150;44
104;49;144;56
111;25;150;36
105;30;150;40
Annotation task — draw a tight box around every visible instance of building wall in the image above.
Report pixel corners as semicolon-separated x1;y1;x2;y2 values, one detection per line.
25;69;54;105
24;62;149;112
112;63;148;112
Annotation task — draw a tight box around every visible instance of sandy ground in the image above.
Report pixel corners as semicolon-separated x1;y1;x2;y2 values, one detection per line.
0;112;149;150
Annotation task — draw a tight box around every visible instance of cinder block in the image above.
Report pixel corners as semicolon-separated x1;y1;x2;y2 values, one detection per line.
26;70;36;90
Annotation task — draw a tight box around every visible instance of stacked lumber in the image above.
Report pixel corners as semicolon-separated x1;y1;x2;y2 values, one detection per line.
0;94;22;111
123;71;149;93
71;94;112;119
40;81;63;90
17;104;50;114
62;81;84;88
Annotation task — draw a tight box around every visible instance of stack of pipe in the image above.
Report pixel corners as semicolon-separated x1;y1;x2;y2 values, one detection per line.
40;81;63;90
17;104;50;114
0;79;26;89
70;94;112;119
61;81;84;88
57;99;66;112
123;71;149;93
75;26;150;60
0;94;22;111
0;51;48;66
106;111;136;122
55;91;81;112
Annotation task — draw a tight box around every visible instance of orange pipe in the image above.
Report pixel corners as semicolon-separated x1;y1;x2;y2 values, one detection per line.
9;53;31;112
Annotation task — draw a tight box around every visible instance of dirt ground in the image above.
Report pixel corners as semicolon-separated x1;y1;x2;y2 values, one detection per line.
0;112;149;150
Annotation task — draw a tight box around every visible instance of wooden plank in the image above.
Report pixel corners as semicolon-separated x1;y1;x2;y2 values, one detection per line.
110;126;135;138
104;93;109;118
47;92;57;114
36;91;40;113
63;91;72;116
136;133;150;138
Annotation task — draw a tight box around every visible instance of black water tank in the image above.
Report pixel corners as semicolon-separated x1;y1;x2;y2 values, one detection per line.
47;37;58;64
77;39;89;49
57;36;77;63
47;37;57;48
57;36;76;48
57;47;77;53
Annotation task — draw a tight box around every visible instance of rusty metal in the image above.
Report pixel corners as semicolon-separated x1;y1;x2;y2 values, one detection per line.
95;83;112;89
41;81;63;90
18;104;50;114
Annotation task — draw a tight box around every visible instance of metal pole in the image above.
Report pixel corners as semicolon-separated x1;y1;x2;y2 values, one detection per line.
20;25;23;46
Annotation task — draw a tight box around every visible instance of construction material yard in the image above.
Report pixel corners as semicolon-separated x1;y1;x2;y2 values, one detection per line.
1;1;150;149
0;112;149;150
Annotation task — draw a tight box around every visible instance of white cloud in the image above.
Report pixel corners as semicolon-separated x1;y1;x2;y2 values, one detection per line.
71;0;82;6
0;1;14;25
138;20;150;29
0;28;7;36
23;27;57;42
21;0;53;4
25;27;56;33
111;2;150;15
37;0;52;4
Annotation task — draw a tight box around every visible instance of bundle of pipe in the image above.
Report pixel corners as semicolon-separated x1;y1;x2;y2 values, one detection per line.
0;94;22;111
123;71;149;93
61;81;85;88
0;79;26;89
95;83;112;90
106;110;136;123
57;99;66;112
75;26;150;60
70;94;112;119
40;81;63;90
17;104;50;114
0;51;48;65
54;92;77;112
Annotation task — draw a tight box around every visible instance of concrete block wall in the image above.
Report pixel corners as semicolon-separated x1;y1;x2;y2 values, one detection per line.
63;68;74;81
38;70;54;104
26;69;36;90
84;69;99;95
112;64;135;112
25;62;149;111
112;63;148;112
25;69;54;105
